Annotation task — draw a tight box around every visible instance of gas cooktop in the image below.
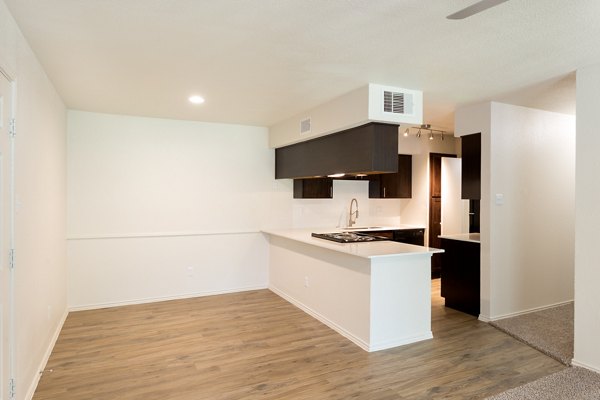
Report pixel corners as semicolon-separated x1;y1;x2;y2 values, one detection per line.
311;232;388;243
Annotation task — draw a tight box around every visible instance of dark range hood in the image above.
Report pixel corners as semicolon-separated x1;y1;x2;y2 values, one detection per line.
275;122;399;179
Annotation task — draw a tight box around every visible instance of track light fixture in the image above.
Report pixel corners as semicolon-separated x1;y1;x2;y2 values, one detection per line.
402;124;449;141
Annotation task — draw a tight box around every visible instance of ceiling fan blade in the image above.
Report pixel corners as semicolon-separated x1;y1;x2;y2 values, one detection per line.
447;0;510;20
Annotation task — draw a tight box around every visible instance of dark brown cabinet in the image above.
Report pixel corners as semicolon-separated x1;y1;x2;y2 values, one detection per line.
461;133;481;200
276;123;399;179
392;228;424;245
440;238;480;316
356;228;425;246
428;153;458;279
293;178;333;199
369;154;412;198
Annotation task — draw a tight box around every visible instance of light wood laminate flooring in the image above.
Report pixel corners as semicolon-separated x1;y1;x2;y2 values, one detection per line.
34;280;565;399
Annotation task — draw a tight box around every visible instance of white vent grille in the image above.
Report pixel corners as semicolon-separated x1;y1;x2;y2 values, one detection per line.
383;91;405;114
300;117;311;134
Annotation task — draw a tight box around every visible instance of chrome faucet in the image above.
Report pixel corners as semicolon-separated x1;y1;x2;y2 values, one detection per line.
348;198;359;227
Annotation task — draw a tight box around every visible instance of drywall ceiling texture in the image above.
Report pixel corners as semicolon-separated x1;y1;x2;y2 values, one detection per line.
3;0;596;130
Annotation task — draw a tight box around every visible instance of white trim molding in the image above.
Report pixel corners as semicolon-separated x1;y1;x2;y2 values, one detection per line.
269;286;432;352
484;300;574;322
67;229;261;241
69;285;268;312
270;285;371;351
571;359;600;374
25;309;68;400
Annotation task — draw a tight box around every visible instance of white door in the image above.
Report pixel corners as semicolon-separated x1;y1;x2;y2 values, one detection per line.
0;70;14;400
441;158;469;235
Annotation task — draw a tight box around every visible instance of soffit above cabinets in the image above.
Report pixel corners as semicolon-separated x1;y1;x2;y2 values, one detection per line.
269;84;422;149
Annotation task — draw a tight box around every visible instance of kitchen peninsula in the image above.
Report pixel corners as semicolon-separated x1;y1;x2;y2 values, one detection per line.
263;228;443;352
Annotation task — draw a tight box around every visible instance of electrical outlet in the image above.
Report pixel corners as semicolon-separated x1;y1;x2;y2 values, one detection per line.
304;276;309;288
186;266;195;278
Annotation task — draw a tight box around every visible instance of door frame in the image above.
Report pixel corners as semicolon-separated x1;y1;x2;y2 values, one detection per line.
428;152;457;279
0;65;16;400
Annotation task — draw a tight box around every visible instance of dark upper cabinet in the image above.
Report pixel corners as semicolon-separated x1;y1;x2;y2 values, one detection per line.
293;178;333;199
369;154;412;198
461;133;481;200
275;123;399;179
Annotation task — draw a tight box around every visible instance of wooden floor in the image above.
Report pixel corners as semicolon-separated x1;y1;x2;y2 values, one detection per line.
34;280;565;400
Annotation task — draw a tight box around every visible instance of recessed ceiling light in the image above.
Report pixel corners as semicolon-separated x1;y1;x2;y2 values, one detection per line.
188;95;205;104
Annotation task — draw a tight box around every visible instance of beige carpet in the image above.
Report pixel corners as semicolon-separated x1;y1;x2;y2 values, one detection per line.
489;303;573;365
486;367;600;400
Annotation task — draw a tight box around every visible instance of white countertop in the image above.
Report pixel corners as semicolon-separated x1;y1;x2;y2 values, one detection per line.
262;228;442;259
438;233;481;244
314;224;425;233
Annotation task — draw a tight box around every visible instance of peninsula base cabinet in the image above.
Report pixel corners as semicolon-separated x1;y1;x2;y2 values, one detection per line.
440;238;480;316
266;233;436;352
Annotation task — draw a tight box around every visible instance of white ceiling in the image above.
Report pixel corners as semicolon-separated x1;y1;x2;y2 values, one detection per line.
4;0;599;130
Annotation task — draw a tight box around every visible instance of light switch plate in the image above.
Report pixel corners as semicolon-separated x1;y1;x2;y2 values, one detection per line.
495;193;504;205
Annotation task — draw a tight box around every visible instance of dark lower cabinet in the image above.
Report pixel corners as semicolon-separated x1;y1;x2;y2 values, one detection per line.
369;154;412;198
293;178;333;199
392;229;424;245
356;228;424;246
440;238;480;316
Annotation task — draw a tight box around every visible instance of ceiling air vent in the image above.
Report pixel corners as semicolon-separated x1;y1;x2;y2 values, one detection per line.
300;117;311;134
383;91;405;114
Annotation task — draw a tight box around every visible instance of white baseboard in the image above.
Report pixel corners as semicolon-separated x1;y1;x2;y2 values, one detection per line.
369;332;433;352
571;359;600;373
68;285;268;312
269;285;432;352
478;314;491;323
269;285;371;351
25;309;68;400
483;299;574;322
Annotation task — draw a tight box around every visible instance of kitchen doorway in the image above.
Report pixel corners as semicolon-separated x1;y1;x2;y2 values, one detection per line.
429;153;456;278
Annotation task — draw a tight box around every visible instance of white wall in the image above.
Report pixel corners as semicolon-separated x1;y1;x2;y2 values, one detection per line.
455;102;492;318
67;112;461;311
0;2;68;399
489;103;575;318
269;85;370;148
67;111;278;309
574;64;600;372
398;131;459;244
455;101;575;321
284;179;401;229
441;158;469;235
268;84;423;149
